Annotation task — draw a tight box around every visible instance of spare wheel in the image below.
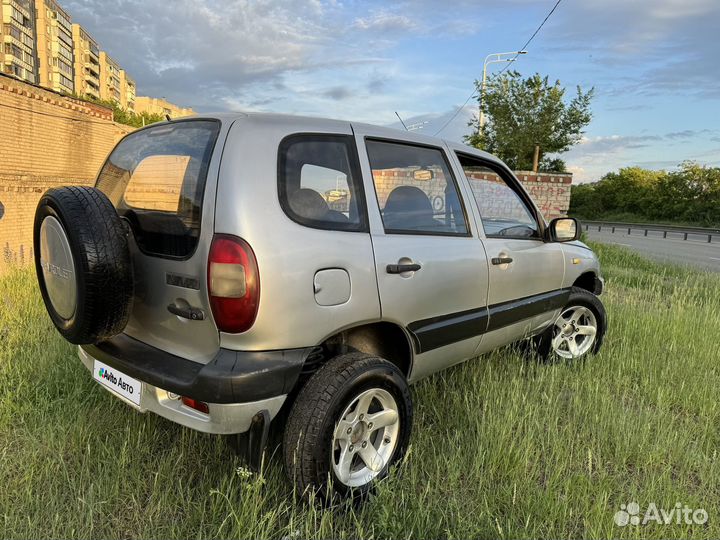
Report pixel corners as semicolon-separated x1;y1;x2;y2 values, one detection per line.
34;186;133;345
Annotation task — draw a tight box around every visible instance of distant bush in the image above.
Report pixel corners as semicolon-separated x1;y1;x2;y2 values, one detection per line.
69;93;165;128
569;162;720;227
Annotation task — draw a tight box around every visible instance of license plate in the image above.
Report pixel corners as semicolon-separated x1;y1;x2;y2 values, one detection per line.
93;360;142;406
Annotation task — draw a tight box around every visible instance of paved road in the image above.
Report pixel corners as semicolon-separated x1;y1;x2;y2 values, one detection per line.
585;228;720;272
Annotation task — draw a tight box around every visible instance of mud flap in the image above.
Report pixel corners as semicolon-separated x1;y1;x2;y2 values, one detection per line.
230;409;270;471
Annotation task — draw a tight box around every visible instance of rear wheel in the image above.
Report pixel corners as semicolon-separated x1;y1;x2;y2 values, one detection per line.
283;352;412;502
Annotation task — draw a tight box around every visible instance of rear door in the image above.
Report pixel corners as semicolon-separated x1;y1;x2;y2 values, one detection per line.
96;119;229;363
452;152;566;349
354;127;490;380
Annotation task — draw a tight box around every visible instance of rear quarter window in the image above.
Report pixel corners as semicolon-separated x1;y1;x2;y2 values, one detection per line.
278;134;368;232
96;120;220;258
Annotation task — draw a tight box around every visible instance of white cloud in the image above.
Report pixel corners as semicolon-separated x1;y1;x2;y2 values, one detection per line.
353;11;417;32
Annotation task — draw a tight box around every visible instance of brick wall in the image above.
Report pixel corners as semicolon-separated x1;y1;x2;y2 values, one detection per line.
0;74;572;270
512;171;572;221
0;74;133;267
371;168;572;223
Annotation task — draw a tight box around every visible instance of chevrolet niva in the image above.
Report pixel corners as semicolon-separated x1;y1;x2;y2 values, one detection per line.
34;113;606;500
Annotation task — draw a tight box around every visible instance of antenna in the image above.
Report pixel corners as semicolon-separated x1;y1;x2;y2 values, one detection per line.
395;111;408;131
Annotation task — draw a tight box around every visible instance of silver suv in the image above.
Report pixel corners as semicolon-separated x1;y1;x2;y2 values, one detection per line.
34;113;606;500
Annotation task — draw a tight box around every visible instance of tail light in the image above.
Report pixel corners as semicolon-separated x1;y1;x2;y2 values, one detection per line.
207;234;259;333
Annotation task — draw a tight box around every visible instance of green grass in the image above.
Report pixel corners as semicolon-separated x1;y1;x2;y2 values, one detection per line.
1;243;720;539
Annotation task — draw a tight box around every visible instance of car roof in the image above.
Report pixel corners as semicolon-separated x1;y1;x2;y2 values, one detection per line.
183;111;503;167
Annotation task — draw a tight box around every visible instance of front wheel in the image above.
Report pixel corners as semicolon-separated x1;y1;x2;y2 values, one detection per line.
283;352;412;502
531;287;607;362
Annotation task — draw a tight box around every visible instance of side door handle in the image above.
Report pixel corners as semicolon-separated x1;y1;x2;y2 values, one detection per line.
386;263;421;274
491;257;513;265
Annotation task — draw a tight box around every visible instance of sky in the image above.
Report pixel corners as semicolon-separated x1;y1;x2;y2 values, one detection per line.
64;0;720;182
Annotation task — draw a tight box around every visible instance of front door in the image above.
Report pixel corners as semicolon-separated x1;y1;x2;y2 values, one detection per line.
453;152;566;351
353;128;490;381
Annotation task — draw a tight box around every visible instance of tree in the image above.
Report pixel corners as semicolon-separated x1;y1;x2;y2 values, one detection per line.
466;71;594;172
568;163;720;227
68;93;165;128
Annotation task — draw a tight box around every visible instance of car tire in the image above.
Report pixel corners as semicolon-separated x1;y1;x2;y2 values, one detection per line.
283;352;412;502
34;186;133;345
530;286;607;362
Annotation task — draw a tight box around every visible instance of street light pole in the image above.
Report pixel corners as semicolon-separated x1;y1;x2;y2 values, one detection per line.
478;51;527;131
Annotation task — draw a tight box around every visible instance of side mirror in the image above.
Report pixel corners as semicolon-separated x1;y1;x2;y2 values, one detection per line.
547;217;580;242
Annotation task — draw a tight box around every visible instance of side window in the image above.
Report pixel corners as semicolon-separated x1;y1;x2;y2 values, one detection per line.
457;156;539;238
366;140;468;235
278;135;366;231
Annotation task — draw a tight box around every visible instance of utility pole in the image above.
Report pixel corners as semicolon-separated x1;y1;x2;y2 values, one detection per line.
532;144;540;172
478;51;527;131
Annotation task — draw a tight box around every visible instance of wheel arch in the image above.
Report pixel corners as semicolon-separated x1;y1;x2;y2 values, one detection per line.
572;271;598;294
312;321;414;378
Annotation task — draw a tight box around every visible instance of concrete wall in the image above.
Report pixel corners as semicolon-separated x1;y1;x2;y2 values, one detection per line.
0;74;133;266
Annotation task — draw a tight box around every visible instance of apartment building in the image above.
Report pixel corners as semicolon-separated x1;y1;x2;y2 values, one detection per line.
134;96;195;119
2;0;194;118
34;0;73;94
98;50;121;102
71;23;99;98
1;0;37;84
119;68;134;110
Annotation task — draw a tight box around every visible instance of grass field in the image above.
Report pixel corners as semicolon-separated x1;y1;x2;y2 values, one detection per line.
1;243;719;539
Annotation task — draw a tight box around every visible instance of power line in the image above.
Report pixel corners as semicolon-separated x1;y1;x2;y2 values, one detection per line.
432;90;478;136
498;0;563;76
433;0;563;136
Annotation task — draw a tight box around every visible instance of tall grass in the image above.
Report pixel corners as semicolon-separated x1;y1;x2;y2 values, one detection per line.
1;243;719;539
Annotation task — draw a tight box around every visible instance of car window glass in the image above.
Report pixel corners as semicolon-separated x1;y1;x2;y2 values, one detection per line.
279;136;365;231
458;158;539;238
366;140;468;235
96;120;220;258
124;155;195;211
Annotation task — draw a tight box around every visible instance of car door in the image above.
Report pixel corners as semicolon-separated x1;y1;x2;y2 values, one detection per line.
450;150;566;353
353;126;490;381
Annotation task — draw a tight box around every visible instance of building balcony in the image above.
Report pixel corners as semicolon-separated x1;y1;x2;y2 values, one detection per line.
8;0;31;20
83;85;99;98
84;63;99;76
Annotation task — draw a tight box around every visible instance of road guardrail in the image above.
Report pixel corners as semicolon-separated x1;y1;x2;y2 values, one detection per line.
581;220;720;243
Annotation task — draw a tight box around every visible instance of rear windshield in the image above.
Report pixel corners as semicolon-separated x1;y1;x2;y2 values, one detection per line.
96;120;220;258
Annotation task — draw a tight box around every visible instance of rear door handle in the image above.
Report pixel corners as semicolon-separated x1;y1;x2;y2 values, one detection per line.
386;263;421;274
167;303;205;320
491;257;513;265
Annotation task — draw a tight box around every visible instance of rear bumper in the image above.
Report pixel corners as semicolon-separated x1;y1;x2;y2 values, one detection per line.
82;333;310;403
78;334;312;434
